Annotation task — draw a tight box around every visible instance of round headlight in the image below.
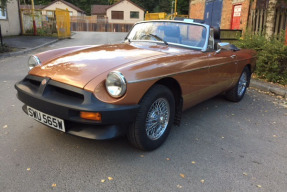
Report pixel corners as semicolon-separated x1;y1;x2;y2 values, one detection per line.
105;71;127;98
28;55;41;70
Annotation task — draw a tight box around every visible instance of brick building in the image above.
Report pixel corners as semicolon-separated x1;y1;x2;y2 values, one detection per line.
189;0;252;30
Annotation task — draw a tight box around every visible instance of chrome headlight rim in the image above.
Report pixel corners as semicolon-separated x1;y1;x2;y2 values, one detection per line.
28;55;41;70
105;71;127;98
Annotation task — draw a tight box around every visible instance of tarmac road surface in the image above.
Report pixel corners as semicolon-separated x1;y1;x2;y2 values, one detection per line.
0;32;286;192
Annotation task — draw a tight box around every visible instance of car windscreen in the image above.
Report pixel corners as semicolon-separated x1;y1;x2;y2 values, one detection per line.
127;21;207;49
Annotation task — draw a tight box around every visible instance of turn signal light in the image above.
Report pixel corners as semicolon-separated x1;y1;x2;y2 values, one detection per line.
80;112;102;121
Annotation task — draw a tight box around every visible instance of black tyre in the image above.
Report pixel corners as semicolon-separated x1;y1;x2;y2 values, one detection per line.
225;66;251;102
127;84;175;151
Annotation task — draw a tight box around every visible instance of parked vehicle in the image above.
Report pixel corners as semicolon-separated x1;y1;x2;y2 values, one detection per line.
15;19;256;151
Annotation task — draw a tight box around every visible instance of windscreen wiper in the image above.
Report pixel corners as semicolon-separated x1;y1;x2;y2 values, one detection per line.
149;34;168;45
142;34;168;45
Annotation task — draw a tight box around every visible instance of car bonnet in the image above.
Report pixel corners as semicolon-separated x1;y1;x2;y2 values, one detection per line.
29;44;166;89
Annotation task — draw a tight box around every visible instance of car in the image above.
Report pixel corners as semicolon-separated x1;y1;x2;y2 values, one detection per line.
15;19;256;151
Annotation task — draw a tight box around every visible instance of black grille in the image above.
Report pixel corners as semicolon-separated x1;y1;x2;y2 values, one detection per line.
43;85;84;104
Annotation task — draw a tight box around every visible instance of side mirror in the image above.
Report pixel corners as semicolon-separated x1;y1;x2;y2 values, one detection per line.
217;42;240;51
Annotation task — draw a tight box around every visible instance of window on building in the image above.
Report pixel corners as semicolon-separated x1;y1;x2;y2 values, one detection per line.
69;11;73;16
46;11;54;17
130;11;139;19
111;11;124;20
0;5;7;20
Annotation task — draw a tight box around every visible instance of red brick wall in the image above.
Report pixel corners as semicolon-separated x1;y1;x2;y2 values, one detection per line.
189;0;252;32
221;0;251;32
189;0;206;20
221;0;233;29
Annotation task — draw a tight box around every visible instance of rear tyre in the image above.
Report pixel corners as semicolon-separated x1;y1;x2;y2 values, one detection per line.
127;84;175;151
225;66;251;102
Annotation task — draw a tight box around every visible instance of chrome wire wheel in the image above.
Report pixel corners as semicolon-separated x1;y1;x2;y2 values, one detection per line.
145;98;170;140
238;71;247;96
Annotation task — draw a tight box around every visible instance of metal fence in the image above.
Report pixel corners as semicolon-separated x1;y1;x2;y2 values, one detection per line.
21;9;57;36
20;9;71;38
249;8;287;35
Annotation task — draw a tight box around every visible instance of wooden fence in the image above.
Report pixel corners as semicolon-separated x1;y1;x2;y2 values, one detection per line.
249;8;287;35
70;16;134;32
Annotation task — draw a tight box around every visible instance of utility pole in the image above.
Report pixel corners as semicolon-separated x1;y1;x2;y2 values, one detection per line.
31;0;37;35
174;0;177;17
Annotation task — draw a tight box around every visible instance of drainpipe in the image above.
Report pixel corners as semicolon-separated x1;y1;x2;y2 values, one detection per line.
31;0;37;35
17;0;23;35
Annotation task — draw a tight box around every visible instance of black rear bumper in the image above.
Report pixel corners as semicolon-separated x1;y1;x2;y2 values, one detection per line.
15;75;139;139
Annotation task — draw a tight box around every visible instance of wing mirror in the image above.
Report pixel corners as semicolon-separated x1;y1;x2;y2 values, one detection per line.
217;42;240;52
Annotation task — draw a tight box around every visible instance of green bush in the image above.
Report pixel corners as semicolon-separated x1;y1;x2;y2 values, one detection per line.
234;32;287;85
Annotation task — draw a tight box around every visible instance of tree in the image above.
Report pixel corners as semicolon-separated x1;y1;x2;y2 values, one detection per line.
265;0;278;39
0;0;10;10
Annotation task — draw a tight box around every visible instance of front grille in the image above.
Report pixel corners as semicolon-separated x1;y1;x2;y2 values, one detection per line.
22;78;41;92
21;75;85;105
43;85;84;104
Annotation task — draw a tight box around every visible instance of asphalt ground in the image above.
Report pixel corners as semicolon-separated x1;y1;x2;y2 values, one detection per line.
0;32;286;192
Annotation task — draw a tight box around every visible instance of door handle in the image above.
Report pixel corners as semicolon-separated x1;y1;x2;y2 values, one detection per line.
230;55;236;59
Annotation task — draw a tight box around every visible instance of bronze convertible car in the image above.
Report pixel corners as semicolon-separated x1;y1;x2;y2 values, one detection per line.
15;19;256;150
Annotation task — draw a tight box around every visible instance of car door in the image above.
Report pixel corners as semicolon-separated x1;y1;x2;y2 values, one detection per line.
207;49;237;94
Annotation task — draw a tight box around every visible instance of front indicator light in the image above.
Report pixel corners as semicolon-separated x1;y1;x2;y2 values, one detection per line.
80;112;102;121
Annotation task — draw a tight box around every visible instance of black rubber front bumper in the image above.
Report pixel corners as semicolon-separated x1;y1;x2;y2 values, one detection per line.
15;75;140;140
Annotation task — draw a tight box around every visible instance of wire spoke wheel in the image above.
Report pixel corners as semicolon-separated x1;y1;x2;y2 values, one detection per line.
225;66;251;102
238;71;247;96
145;98;170;140
127;84;175;151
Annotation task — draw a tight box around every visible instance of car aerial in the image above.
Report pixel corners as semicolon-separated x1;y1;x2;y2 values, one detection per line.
15;19;256;151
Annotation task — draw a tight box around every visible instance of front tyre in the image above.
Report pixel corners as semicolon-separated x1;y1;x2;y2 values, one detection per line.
225;66;251;102
128;85;175;151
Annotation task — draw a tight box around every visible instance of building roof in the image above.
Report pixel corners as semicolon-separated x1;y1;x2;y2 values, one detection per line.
108;0;144;11
91;0;144;15
42;0;85;13
20;4;45;10
91;5;111;15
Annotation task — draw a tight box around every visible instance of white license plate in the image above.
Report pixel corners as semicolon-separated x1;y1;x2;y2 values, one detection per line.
27;106;65;132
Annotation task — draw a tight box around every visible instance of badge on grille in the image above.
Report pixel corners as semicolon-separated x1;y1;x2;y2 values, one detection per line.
41;79;47;85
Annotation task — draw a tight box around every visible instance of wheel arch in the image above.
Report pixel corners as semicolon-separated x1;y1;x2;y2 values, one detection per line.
154;77;183;126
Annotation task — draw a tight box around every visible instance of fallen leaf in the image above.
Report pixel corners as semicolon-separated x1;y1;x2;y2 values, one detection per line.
191;161;196;164
232;114;235;116
200;179;205;184
52;183;56;187
140;155;144;158
273;135;277;138
243;172;248;176
257;185;262;188
108;177;113;181
101;179;105;183
3;125;8;129
221;136;224;139
11;105;15;107
166;158;170;161
180;173;185;178
177;184;182;189
27;168;31;171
